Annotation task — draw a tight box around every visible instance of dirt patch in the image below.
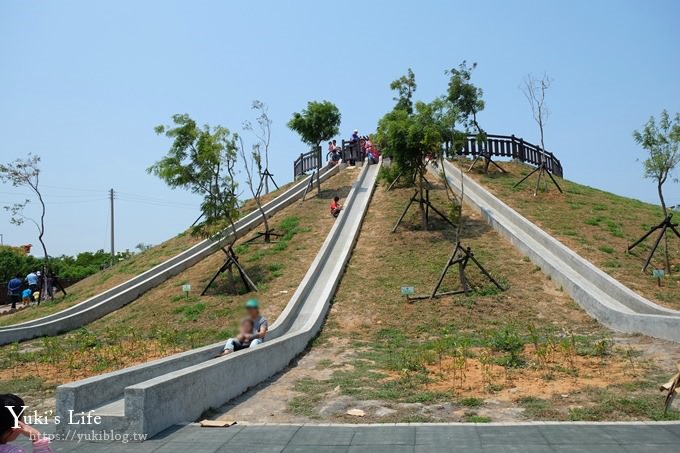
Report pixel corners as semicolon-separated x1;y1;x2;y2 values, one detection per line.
424;347;642;402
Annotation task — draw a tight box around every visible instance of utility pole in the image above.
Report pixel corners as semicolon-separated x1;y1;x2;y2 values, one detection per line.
110;188;115;266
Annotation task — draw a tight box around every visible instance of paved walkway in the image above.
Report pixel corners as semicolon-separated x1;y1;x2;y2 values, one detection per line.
11;423;680;452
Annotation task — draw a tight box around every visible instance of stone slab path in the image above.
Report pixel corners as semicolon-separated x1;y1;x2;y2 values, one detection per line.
12;422;680;452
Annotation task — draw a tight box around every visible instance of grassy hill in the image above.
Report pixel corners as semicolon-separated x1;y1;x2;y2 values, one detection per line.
0;167;359;412
251;174;680;424
0;179;300;327
465;161;680;309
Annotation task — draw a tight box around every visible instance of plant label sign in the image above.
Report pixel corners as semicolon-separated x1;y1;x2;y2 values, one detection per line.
182;284;191;293
400;286;415;296
652;269;665;278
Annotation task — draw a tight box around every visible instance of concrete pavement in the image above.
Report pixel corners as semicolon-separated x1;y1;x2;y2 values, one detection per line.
14;423;680;452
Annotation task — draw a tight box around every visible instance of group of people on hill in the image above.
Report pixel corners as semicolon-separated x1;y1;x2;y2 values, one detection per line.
327;129;381;167
5;271;63;311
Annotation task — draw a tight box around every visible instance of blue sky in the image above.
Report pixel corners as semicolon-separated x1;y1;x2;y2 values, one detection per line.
1;0;678;256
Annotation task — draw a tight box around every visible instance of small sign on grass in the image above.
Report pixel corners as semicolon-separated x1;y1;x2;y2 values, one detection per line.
182;284;192;297
400;286;415;296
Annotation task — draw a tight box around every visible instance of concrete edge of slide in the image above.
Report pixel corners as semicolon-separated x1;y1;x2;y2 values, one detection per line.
56;162;379;438
442;161;680;342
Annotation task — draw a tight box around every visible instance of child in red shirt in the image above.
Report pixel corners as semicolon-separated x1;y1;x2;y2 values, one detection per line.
330;196;342;218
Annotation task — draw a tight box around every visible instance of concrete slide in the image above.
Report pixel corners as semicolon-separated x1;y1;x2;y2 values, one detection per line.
56;161;379;438
442;160;680;342
0;166;339;345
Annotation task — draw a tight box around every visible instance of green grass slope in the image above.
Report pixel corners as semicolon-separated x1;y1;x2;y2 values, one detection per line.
0;180;300;327
466;161;680;309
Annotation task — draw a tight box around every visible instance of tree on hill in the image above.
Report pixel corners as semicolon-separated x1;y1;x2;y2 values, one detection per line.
0;154;50;292
445;62;496;173
149;114;240;240
632;110;680;273
244;100;276;195
287;101;341;151
376;69;442;230
390;68;417;114
633;110;680;216
522;73;552;158
241;100;275;242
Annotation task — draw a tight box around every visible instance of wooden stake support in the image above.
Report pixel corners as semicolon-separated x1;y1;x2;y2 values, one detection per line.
243;229;283;244
467;151;506;174
302;170;321;201
255;169;279;197
513;161;563;195
627;213;680;272
201;246;258;295
392;188;456;233
409;242;504;301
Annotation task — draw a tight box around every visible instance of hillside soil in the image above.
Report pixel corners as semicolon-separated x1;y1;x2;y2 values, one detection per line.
0;167;360;414
214;176;680;424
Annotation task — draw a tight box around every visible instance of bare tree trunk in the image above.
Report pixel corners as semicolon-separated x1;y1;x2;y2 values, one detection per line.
658;181;668;216
658;181;671;273
35;183;49;300
419;171;428;230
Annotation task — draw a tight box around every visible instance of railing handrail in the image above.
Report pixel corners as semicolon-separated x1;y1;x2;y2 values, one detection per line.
457;133;563;177
293;146;322;178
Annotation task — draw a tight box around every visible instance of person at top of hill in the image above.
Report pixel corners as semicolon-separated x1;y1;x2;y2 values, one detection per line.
327;140;340;166
350;129;359;142
221;299;268;355
330;196;343;218
0;394;52;453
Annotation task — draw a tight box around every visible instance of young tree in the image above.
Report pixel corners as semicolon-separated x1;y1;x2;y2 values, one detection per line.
148;114;240;240
244;100;274;194
632;110;680;273
633;110;680;216
446;62;494;172
390;68;417;114
521;73;553;157
242;100;275;242
376;94;442;229
0;154;50;291
287;101;341;152
236;133;272;242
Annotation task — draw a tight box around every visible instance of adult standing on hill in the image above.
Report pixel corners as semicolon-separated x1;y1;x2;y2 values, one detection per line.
221;299;269;355
7;275;22;310
25;271;39;300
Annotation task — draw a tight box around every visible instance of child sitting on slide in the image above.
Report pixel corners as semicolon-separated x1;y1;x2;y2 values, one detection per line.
330;196;343;218
0;394;51;452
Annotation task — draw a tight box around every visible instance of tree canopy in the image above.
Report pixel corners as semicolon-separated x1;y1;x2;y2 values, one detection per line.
390;68;417;114
148;114;240;237
287;101;341;148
